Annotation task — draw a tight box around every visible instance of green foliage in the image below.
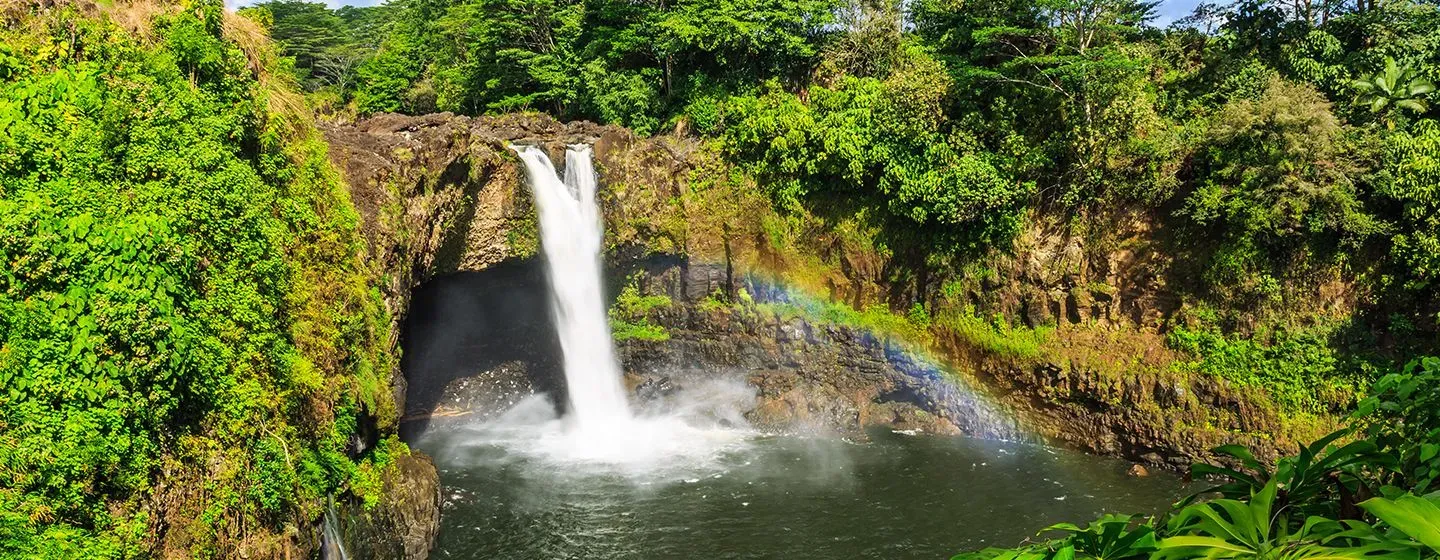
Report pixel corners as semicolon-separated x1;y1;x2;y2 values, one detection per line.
1353;58;1436;118
722;49;1032;255
1375;121;1440;300
1056;515;1161;560
962;357;1440;560
697;290;736;313
1156;479;1415;560
1165;325;1367;414
353;0;442;114
427;0;583;114
753;294;933;345
935;309;1051;361
247;0;1440;346
1187;429;1396;521
349;436;409;510
0;3;393;555
1179;77;1382;307
1355;357;1440;494
354;39;423;113
608;281;672;342
581;62;662;135
953;515;1159;560
1361;494;1440;554
1186;78;1364;240
344;0;842;121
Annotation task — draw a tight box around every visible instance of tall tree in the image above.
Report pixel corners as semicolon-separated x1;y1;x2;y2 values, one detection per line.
243;0;347;86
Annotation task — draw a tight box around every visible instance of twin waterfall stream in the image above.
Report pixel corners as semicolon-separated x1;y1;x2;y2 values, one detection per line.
512;144;633;430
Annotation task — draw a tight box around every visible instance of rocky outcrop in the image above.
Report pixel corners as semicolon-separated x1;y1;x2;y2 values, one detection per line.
320;112;699;414
332;454;443;560
614;263;1023;440
619;309;1019;439
611;261;1301;467
944;339;1297;468
397;260;1019;439
319;113;686;558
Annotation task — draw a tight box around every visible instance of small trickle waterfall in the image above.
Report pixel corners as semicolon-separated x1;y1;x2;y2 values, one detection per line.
511;144;632;430
321;501;349;560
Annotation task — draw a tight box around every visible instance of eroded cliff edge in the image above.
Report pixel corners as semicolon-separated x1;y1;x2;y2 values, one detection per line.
320;112;1323;486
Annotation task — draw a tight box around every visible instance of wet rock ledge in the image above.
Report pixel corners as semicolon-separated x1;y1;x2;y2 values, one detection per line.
401;260;1025;442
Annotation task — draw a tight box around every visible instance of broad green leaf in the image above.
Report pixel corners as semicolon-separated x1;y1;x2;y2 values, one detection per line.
1361;495;1440;553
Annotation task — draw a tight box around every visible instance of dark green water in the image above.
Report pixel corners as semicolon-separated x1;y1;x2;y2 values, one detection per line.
415;428;1185;559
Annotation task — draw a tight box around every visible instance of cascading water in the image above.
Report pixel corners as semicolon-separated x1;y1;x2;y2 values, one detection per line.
511;144;632;431
492;143;748;468
320;501;349;560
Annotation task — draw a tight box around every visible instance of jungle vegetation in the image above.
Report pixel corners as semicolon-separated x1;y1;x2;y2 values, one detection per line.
952;357;1440;560
1;0;1438;556
244;0;1440;413
1;2;401;556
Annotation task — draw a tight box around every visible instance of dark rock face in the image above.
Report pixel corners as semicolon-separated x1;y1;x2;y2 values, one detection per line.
617;262;1026;440
398;283;1006;440
944;340;1297;468
332;454;443;560
395;259;1023;440
396;259;563;440
616;305;1023;440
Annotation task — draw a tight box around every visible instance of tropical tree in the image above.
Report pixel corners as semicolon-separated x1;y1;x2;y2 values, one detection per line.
242;0;347;87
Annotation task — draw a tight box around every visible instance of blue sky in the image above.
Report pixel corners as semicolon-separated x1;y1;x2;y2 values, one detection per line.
1153;0;1205;26
232;0;1203;26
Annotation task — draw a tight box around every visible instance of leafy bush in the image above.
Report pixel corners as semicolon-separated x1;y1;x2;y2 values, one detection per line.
722;49;1032;256
1375;122;1440;299
957;357;1440;560
608;282;672;342
1165;325;1367;414
0;3;393;555
1180;77;1383;306
1355;357;1440;494
1186;428;1394;521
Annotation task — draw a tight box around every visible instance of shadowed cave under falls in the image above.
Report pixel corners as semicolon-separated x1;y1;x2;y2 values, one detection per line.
398;146;1189;559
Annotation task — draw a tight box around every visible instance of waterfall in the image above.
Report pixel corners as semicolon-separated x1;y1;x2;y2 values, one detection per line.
321;500;349;560
511;144;632;431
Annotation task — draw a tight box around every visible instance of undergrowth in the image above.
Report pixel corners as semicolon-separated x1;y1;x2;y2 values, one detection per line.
1166;324;1374;415
0;2;397;556
609;281;671;342
935;309;1053;361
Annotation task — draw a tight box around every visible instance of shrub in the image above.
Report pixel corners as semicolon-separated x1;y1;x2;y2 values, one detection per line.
608;282;672;342
1165;325;1366;414
0;3;393;555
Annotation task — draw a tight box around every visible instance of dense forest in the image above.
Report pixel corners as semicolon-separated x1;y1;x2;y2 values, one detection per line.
1;0;1438;557
248;0;1440;419
250;0;1440;296
252;0;1440;333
